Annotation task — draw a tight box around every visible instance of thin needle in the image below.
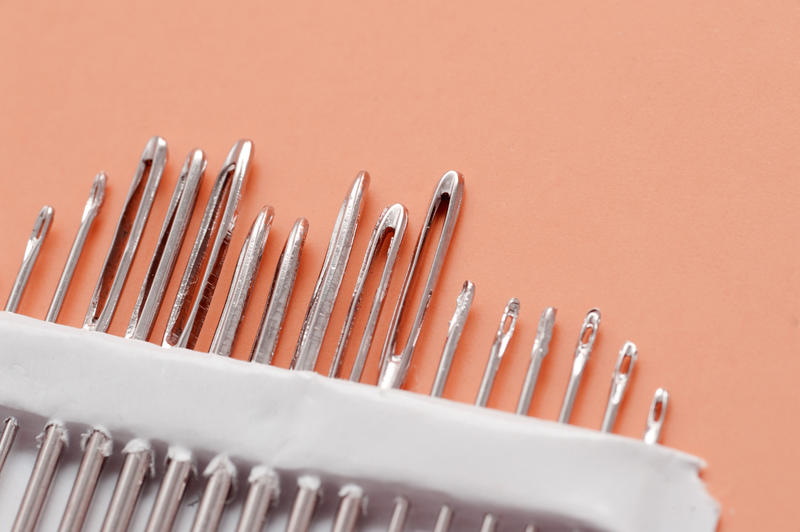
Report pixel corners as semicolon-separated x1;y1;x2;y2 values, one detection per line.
6;205;54;313
292;172;369;372
0;417;19;475
58;428;112;532
144;447;194;532
558;309;601;424
330;485;365;532
46;173;105;322
190;455;236;532
475;298;520;407
162;139;253;350
600;341;638;432
516;307;557;415
234;467;278;532
209;207;273;357
378;170;464;390
285;475;321;532
431;280;475;398
126;149;205;341
101;440;153;532
84;136;167;332
328;203;407;381
250;218;308;365
643;388;669;445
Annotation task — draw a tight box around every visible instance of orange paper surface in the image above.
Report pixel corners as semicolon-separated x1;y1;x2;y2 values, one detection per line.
1;2;798;529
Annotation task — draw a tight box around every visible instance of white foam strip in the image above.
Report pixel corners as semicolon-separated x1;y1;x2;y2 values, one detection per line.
0;312;719;531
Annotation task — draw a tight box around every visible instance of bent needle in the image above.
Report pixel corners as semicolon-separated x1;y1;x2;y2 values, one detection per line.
378;170;464;390
643;388;669;445
209;207;273;357
515;307;557;415
46;173;105;322
291;172;369;371
84;136;167;332
328;203;407;381
600;341;638;432
6;205;54;313
162;139;253;349
558;309;601;424
250;218;308;365
126;149;205;341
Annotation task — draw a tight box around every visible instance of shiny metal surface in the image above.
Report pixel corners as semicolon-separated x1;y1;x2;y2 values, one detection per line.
234;467;278;532
475;298;520;407
144;448;193;532
0;417;19;475
600;341;638;432
378;170;464;389
284;476;320;532
250;218;308;365
432;504;453;532
385;496;409;532
162;139;253;349
328;203;407;381
58;428;111;532
643;388;669;445
292;173;368;372
430;281;475;398
190;455;235;532
330;485;364;532
209;207;272;357
101;441;152;532
515;307;557;415
46;173;105;322
6;205;54;313
126;149;205;340
558;309;601;423
84;136;167;332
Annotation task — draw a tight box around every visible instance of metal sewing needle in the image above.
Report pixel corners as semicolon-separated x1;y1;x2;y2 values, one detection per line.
162;139;253;349
643;388;669;445
190;455;236;532
475;298;520;407
209;207;273;357
516;307;557;415
84;136;167;332
11;421;66;532
234;467;279;532
291;172;369;372
5;205;54;313
600;341;638;432
0;417;19;475
430;280;475;397
378;170;465;390
328;203;407;381
101;440;153;532
285;476;321;532
330;485;365;532
473;300;520;532
58;428;112;532
250;217;308;364
126;149;205;341
558;309;601;424
144;447;194;532
46;173;106;322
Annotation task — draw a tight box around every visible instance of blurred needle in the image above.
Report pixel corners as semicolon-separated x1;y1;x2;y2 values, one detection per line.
516;307;556;415
643;388;669;445
600;341;638;432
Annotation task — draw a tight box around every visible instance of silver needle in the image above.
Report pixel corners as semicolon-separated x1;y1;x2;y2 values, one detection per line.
516;307;556;415
84;136;167;332
643;388;669;445
330;485;365;532
0;417;19;475
190;455;236;532
58;428;112;532
46;173;105;322
144;447;194;532
235;467;279;532
430;280;475;398
558;309;601;424
475;298;520;407
6;205;54;313
101;440;153;532
285;475;321;532
600;341;638;432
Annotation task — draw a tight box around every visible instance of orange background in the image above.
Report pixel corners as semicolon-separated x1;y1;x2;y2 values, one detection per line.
1;1;798;529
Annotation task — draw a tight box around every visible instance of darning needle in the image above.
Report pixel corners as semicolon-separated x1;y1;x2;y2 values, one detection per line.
58;428;112;532
600;341;638;432
475;298;520;407
285;475;321;532
328;203;407;381
144;447;194;532
330;485;365;532
126;149;205;341
515;307;557;415
46;173;106;322
190;455;236;532
101;440;153;532
234;467;279;532
84;136;167;332
643;388;669;445
558;309;601;424
0;417;19;475
11;421;66;532
250;218;308;365
430;280;475;398
162;139;253;350
291;172;369;371
5;205;54;313
378;170;464;390
209;207;273;357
